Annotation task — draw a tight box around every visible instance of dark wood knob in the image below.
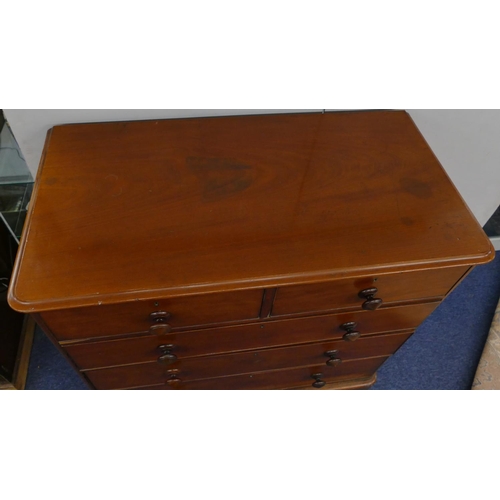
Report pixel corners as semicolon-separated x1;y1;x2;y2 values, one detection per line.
159;344;175;352
341;322;361;342
341;321;357;331
166;376;181;385
166;370;181;385
158;353;178;365
158;344;177;365
150;311;171;322
363;298;383;311
325;349;339;357
358;288;383;311
344;331;361;341
327;358;341;367
325;349;342;367
312;373;326;389
149;323;172;335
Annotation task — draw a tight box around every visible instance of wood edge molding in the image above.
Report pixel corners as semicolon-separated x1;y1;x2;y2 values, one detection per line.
8;260;483;314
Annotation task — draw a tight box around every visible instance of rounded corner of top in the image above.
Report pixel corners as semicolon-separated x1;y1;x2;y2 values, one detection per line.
7;286;34;314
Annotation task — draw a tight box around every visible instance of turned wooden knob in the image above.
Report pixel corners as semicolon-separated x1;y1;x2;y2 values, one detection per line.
326;359;342;367
325;350;342;367
149;311;172;334
358;288;383;311
166;370;181;385
312;373;326;388
158;344;178;365
150;323;172;335
166;376;181;385
158;353;178;365
341;322;361;341
150;311;171;322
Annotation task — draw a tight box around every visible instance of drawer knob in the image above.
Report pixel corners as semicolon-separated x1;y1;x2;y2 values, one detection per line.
325;350;342;367
150;323;172;335
158;344;178;365
158;353;178;365
159;344;175;352
167;376;181;385
150;311;172;334
150;311;171;322
166;370;181;385
358;288;383;311
312;373;326;389
341;322;361;342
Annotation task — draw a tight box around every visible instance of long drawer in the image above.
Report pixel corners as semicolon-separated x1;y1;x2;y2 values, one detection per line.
64;302;437;370
272;266;468;317
83;332;410;389
41;288;264;342
126;357;390;390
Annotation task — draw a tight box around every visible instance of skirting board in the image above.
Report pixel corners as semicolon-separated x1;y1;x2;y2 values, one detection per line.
490;237;500;252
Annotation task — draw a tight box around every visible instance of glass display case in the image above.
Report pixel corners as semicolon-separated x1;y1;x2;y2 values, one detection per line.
0;111;35;389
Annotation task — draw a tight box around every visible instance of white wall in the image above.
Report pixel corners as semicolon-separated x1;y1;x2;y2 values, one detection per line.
4;109;319;175
4;109;500;226
407;110;500;228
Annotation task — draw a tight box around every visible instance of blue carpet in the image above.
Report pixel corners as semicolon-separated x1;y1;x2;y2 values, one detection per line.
26;328;88;390
25;252;500;390
372;252;500;390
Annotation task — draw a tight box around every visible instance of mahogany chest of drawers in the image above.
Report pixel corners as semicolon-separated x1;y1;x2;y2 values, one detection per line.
8;111;494;390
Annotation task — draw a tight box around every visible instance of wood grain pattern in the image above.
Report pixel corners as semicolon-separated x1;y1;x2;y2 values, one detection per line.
63;302;438;369
8;111;493;313
7;111;495;391
41;288;263;342
272;266;468;317
87;355;391;390
83;331;412;389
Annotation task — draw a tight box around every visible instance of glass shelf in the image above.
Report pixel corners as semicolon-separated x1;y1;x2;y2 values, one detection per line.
0;117;34;241
0;112;35;388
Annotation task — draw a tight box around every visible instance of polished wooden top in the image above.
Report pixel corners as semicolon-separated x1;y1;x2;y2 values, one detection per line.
8;111;493;312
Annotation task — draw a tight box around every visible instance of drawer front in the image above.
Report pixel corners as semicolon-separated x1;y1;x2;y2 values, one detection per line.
65;302;437;370
122;357;390;390
41;289;264;342
272;266;468;317
84;333;408;390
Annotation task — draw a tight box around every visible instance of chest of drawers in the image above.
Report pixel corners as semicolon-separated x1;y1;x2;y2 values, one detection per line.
8;111;494;390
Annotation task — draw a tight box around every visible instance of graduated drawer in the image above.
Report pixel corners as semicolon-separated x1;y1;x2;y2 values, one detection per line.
272;266;468;317
41;289;264;342
116;357;389;390
83;332;410;390
64;302;437;370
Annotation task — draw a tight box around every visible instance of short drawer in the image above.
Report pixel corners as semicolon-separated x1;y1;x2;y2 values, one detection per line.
41;288;264;342
272;266;468;317
83;332;409;390
64;302;438;370
118;356;390;390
